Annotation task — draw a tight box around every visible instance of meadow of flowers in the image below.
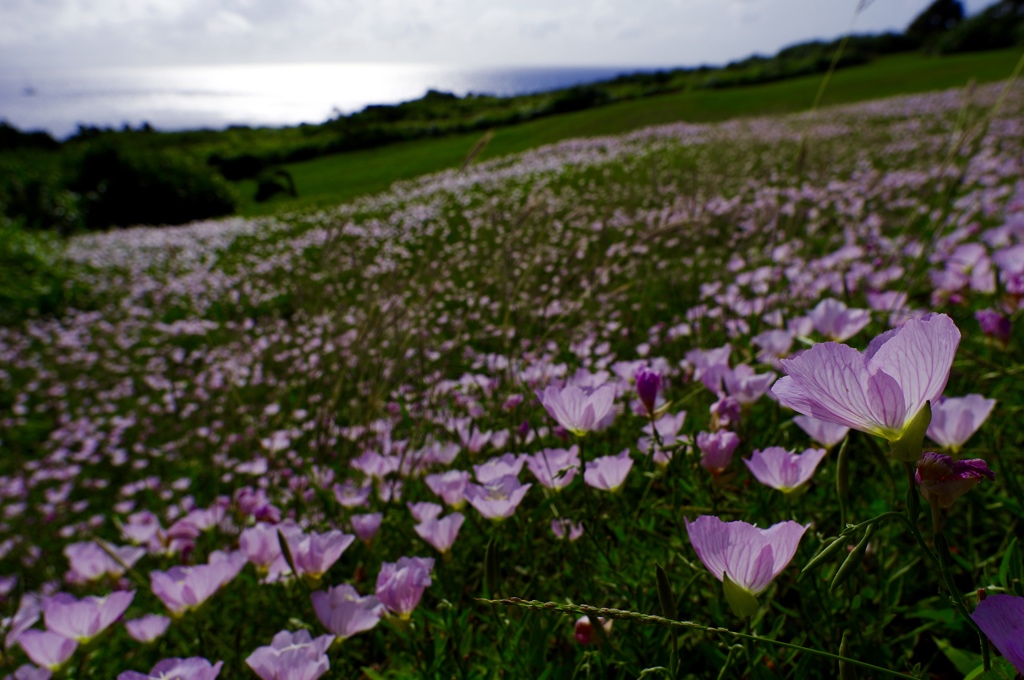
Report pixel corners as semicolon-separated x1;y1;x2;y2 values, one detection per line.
1;78;1024;679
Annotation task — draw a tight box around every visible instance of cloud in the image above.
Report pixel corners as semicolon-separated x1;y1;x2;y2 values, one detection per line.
519;20;561;40
205;10;253;35
1;0;1008;70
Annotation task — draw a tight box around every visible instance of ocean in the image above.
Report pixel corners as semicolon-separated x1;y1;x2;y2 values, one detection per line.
0;63;663;140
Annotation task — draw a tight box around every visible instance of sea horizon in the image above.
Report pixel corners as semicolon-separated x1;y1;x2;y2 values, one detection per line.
0;62;675;140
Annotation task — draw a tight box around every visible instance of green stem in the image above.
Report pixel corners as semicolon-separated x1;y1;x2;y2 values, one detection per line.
577;437;616;571
905;468;989;671
815;511;939;571
902;462;930;557
485;598;921;679
835;436;851;529
934;530;991;672
716;644;744;680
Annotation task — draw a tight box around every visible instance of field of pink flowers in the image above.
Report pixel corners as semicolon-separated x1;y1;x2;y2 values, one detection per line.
1;80;1024;679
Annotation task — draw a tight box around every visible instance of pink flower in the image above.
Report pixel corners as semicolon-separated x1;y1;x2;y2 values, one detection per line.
772;314;960;460
425;470;471;509
150;551;245;617
970;594;1024;675
915;452;994;509
583;450;633;493
311;584;383;641
118;657;223;680
685;515;807;617
281;528;355;582
464;475;532;521
638;411;688;466
6;594;41;650
473;453;526;484
722;365;776;405
8;664;51;680
634;367;662;415
350;513;383;543
17;630;77;671
574;615;612;645
375;557;433;620
752;329;794;367
246;630;333;680
926;394;996;453
332;480;371;508
406;502;443;523
975;309;1011;345
710;395;741;430
696;430;740;475
42;590;135;643
808;298;871;342
526;447;580;490
414;513;465;554
124;614;170;643
743;447;827;493
536;384;616;436
239;524;282;572
551;518;584;541
793;415;849;449
63;542;145;585
686;344;732;392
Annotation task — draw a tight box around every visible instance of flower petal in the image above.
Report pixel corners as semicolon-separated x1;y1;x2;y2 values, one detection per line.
775;342;896;436
867;314;960;427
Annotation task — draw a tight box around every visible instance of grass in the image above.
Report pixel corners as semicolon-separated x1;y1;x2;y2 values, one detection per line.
238;48;1024;217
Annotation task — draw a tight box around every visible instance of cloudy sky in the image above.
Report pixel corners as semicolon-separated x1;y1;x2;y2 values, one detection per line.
0;0;1002;72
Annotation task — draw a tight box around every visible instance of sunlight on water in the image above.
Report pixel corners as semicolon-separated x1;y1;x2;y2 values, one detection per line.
0;63;650;138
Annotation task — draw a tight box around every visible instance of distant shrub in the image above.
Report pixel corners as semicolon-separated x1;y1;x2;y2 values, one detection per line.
208;153;269;181
71;145;238;229
906;0;965;45
254;169;298;203
0;121;59;152
0;161;82;234
544;86;612;115
0;217;74;323
933;1;1024;53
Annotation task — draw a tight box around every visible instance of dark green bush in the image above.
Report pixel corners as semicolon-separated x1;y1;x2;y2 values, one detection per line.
0;121;59;152
932;0;1024;53
544;86;612;115
207;152;269;180
906;0;965;44
254;169;298;203
0;160;82;234
71;144;238;229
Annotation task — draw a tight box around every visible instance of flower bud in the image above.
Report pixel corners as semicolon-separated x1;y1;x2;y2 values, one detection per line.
915;452;994;509
574;615;612;645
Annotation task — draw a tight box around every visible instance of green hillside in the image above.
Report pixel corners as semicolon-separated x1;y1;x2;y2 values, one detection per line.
239;48;1023;216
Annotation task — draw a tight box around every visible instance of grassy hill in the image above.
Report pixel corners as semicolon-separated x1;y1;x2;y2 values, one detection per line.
237;48;1023;216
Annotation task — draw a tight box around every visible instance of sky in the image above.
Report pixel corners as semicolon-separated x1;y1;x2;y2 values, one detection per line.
0;0;1003;72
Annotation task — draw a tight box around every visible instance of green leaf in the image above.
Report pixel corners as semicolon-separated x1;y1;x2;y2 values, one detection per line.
964;657;1019;680
836;435;851;505
723;572;760;618
999;537;1023;594
802;535;845;573
933;636;982;675
831;524;875;592
484;537;500;597
656;563;677;620
839;632;858;680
